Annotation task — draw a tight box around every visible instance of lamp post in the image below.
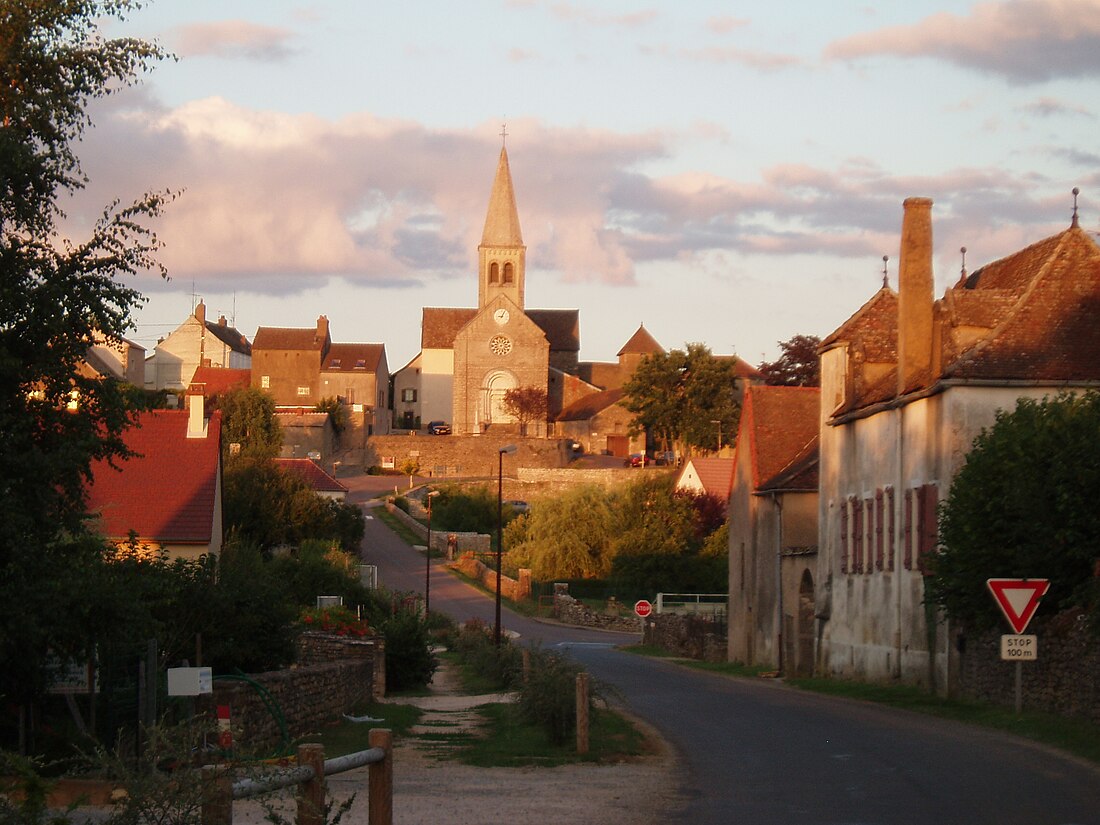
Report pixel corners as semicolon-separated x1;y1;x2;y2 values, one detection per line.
424;490;440;618
495;444;517;646
711;419;722;452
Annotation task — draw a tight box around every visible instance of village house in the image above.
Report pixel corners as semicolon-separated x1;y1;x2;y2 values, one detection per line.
85;393;223;561
675;456;736;503
816;196;1100;692
727;385;820;677
144;301;251;392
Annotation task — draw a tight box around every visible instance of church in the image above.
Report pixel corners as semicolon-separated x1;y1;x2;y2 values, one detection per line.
393;145;659;439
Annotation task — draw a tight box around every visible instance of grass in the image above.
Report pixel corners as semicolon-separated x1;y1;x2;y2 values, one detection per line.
373;507;423;546
454;702;648;767
621;645;1100;765
301;701;422;758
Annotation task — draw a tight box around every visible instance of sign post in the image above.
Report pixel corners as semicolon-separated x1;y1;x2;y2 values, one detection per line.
986;578;1049;714
633;599;652;619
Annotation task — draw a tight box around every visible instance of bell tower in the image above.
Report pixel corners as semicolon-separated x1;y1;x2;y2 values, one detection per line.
478;142;526;310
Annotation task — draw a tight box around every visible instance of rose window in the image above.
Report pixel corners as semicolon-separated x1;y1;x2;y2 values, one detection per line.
489;335;513;356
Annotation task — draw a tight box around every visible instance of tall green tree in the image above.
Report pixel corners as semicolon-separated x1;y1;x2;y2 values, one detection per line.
928;392;1100;631
757;334;821;387
621;343;740;454
218;386;283;460
0;0;168;706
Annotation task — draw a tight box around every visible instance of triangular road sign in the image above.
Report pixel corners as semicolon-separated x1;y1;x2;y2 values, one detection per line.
986;578;1050;634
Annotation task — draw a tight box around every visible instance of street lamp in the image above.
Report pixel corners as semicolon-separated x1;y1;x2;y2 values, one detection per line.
495;444;517;646
424;490;440;618
711;419;722;452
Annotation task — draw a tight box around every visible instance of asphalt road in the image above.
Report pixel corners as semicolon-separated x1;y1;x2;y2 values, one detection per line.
352;483;1100;825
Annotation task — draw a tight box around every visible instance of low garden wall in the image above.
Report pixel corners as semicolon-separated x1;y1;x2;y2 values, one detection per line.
199;633;384;751
642;612;728;662
553;593;645;634
383;500;490;556
449;553;531;601
955;610;1100;724
363;435;572;477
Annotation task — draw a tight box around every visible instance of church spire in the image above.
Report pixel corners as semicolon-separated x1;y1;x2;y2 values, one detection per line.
478;145;526;309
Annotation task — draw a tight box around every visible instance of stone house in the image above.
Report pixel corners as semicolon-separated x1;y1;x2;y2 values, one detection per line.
675;457;735;502
816;197;1100;692
85;332;145;386
727;384;820;676
85;393;223;560
553;387;644;457
251;316;332;407
274;458;348;501
144;301;251;392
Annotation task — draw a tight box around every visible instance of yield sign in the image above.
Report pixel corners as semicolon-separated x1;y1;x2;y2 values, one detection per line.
986;578;1050;634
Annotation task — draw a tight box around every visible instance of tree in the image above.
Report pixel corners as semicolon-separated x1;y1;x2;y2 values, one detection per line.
0;1;168;707
315;396;347;435
757;334;821;387
218;387;283;460
927;392;1100;631
621;343;740;454
502;386;548;436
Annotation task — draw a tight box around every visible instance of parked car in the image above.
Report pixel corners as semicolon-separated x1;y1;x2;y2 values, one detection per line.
427;421;451;435
504;499;529;515
626;453;648;467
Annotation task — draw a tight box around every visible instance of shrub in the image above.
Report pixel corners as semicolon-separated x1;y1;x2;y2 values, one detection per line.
516;647;592;746
380;611;436;692
452;619;522;690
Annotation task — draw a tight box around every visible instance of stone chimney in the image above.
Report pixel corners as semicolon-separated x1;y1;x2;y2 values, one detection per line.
316;315;329;345
186;388;207;438
195;301;206;326
897;197;934;394
218;315;228;327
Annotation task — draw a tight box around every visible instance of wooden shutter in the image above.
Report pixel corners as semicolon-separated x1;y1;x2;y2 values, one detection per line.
840;499;849;574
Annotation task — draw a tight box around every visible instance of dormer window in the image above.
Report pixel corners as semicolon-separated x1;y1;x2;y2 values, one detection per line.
489;262;500;284
330;358;342;369
503;262;514;284
355;359;366;369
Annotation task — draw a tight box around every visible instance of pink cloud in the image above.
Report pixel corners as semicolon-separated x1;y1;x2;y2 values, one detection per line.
826;0;1100;83
706;16;750;34
171;20;296;61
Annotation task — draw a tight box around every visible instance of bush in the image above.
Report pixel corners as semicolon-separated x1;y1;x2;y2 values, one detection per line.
380;611;436;692
516;647;593;746
451;619;522;690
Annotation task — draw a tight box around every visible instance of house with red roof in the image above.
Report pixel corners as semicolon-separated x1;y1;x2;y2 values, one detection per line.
273;458;348;501
816;197;1100;692
85;394;223;561
675;457;735;503
727;385;820;676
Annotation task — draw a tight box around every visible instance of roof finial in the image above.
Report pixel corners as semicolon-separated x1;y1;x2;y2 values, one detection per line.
1071;186;1080;228
500;122;508;147
957;246;968;286
881;255;889;289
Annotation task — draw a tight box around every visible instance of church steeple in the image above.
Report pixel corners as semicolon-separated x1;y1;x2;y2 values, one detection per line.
478;146;526;309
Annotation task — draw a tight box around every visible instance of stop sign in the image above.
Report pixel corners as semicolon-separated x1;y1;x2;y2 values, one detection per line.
634;599;653;618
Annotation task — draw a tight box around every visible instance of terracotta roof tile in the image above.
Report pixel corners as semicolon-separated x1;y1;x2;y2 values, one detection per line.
205;321;252;355
738;385;821;490
556;387;625;421
323;343;384;372
191;367;251;397
678;457;735;502
86;410;222;545
422;308;477;349
274;458;348;494
253;326;327;351
617;324;663;356
527;309;580;352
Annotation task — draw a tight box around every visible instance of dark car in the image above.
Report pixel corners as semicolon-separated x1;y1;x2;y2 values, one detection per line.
626;452;648;467
427;421;451;435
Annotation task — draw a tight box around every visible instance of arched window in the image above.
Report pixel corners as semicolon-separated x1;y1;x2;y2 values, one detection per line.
489;262;499;284
503;262;514;284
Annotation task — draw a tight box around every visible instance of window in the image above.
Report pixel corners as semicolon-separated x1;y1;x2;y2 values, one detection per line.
355;359;366;369
261;375;270;389
839;499;849;574
401;388;417;403
489;262;499;284
297;386;310;396
503;262;514;284
330;358;342;368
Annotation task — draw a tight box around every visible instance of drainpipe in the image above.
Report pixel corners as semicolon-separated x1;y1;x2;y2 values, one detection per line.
895;407;903;680
773;492;784;675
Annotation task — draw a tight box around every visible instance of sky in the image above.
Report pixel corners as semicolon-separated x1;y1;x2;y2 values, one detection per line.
67;0;1100;370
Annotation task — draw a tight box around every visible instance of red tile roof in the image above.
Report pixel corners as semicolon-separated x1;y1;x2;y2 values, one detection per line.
323;343;385;373
274;458;348;494
421;307;580;352
738;385;820;491
677;457;736;502
86;410;222;545
617;324;664;356
253;326;328;351
556;387;625;421
191;367;251;397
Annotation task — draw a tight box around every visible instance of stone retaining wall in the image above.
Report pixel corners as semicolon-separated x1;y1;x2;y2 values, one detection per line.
362;435;572;477
553;593;644;633
449;553;531;601
642;612;728;662
955;610;1100;724
200;633;383;751
383;500;490;556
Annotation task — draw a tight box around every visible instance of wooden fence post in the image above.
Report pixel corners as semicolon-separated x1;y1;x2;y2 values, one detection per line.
297;744;325;825
368;729;393;825
576;672;590;755
201;765;232;825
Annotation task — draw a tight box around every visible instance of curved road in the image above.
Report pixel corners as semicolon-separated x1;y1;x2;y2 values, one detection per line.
353;485;1100;825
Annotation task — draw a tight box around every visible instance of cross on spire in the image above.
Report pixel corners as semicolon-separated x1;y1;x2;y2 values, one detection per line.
500;123;508;146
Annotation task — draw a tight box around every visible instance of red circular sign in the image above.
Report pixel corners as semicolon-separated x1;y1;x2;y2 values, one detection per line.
634;599;653;618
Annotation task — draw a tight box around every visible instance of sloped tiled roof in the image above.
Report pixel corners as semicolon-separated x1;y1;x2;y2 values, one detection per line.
253;326;327;351
617;324;664;356
527;309;580;352
739;385;820;491
556;387;625;421
323;343;385;373
191;366;251;397
481;147;524;247
86;410;222;544
715;354;764;380
677;457;735;502
422;308;477;349
275;411;329;428
274;458;348;494
758;436;819;492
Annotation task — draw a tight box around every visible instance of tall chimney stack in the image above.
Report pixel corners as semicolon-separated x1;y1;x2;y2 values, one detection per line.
897;197;934;394
186;387;206;438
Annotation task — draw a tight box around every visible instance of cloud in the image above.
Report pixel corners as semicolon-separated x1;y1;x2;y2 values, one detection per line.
533;2;658;28
1019;97;1095;118
677;46;802;71
705;16;750;34
170;20;297;61
826;0;1100;83
64;93;1080;300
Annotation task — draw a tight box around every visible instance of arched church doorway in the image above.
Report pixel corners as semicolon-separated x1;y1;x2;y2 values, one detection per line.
796;569;815;677
482;370;517;428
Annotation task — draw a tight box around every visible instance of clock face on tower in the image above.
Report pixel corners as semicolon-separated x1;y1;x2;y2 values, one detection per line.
493;308;510;325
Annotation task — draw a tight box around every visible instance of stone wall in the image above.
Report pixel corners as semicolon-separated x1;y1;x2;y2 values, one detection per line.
200;633;383;751
642;612;728;663
449;553;531;601
517;466;671;495
361;434;572;477
955;610;1100;724
553;593;644;634
383;500;490;556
